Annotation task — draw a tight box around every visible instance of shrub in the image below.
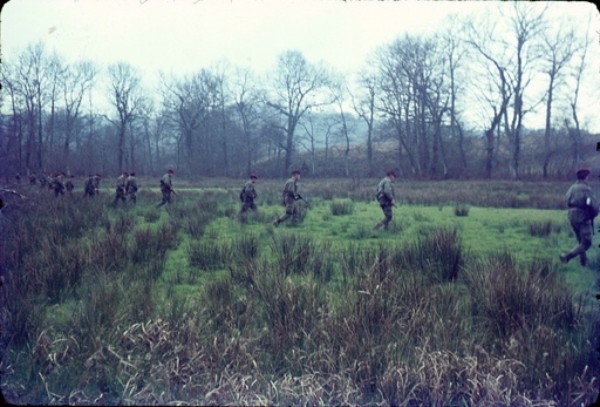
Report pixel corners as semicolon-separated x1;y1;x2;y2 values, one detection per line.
454;204;470;217
394;227;464;282
528;220;558;237
330;199;354;216
465;254;577;338
187;239;231;270
272;233;313;276
232;233;260;263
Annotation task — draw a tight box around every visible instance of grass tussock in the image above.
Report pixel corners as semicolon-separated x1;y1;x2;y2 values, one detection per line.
0;182;597;406
330;199;354;216
454;203;470;217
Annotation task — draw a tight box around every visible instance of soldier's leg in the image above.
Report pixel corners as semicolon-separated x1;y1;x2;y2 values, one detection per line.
382;205;393;230
156;191;167;207
275;200;295;225
375;204;389;229
562;222;592;264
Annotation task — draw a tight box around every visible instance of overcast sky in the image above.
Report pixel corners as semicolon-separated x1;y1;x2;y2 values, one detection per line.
1;0;599;131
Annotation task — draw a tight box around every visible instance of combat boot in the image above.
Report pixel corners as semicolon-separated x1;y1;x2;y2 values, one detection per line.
580;253;588;267
559;252;574;263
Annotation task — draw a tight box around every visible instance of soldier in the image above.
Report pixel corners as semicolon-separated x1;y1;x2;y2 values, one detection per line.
93;174;102;194
29;173;37;186
374;169;397;231
560;167;598;266
83;174;101;198
39;172;48;189
53;172;65;197
157;169;175;208
273;170;301;226
239;174;258;217
83;174;96;197
126;172;138;204
15;173;21;184
112;171;128;206
65;176;75;195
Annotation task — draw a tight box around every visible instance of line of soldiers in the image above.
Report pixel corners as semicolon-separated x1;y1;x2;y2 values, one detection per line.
235;168;397;230
26;172;76;197
112;172;138;206
10;166;595;269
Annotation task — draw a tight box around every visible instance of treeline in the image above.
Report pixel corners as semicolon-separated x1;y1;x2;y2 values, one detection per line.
0;2;597;180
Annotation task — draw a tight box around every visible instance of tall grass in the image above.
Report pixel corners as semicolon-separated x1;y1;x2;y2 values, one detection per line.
1;184;598;406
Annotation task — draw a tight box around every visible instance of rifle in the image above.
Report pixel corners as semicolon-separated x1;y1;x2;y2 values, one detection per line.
0;188;26;200
296;194;311;208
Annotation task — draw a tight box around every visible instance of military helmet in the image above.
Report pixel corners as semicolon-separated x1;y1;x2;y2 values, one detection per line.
386;169;397;177
250;173;258;179
130;172;136;176
291;169;301;175
167;169;174;174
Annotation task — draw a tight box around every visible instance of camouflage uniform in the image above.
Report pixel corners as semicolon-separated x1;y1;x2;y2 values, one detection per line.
65;178;74;194
374;176;395;230
83;176;95;197
126;175;138;204
112;174;127;206
83;175;100;197
274;177;299;225
39;173;48;188
53;174;65;197
561;179;598;266
239;180;258;214
157;172;173;207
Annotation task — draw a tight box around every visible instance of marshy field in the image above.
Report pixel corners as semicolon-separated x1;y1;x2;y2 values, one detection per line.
1;178;598;406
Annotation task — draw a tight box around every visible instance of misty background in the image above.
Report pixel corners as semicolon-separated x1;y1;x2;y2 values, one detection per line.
1;0;599;180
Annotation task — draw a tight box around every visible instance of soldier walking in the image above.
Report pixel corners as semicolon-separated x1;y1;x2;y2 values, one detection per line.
126;172;138;204
39;172;48;189
273;170;301;226
374;169;397;231
83;174;101;198
65;176;75;195
560;167;598;266
93;174;101;194
239;174;258;218
52;172;65;197
112;172;128;206
157;169;175;208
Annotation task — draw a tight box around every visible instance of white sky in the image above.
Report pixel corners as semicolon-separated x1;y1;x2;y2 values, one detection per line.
1;0;599;131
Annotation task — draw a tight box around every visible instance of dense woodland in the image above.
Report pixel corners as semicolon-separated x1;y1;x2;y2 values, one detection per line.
1;3;598;180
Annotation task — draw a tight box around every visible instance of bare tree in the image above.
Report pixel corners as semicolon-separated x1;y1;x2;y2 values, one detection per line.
502;2;548;179
266;50;331;174
440;20;468;173
298;111;319;176
61;61;97;171
350;67;377;177
564;23;591;171
107;62;143;173
13;42;50;172
540;23;577;178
